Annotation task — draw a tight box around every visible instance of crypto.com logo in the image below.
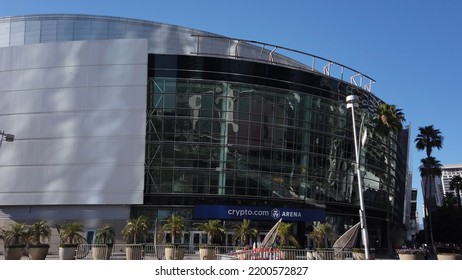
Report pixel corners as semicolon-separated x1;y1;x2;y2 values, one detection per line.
271;208;281;219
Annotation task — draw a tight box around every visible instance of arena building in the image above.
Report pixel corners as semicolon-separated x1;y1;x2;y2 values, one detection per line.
0;14;410;252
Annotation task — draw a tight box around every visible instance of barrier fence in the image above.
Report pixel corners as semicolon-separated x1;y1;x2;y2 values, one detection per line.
73;244;358;260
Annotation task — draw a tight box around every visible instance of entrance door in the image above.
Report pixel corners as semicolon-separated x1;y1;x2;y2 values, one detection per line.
189;231;207;249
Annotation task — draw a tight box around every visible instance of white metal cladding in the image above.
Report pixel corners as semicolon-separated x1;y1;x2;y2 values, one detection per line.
0;38;147;205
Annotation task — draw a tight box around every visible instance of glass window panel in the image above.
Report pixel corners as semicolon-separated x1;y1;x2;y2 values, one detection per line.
40;20;57;34
72;20;91;40
73;20;91;31
125;24;145;38
73;33;90;40
57;19;74;32
10;21;25;33
40;35;57;43
40;21;57;42
25;21;40;44
90;20;108;40
90;20;109;31
25;21;41;32
0;22;10;33
0;39;9;47
0;23;10;46
10;35;24;46
108;22;126;35
56;33;73;41
9;21;25;46
25;35;40;44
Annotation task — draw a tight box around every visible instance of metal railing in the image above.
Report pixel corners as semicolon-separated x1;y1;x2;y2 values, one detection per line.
75;244;109;260
307;249;354;260
191;34;375;92
72;244;359;260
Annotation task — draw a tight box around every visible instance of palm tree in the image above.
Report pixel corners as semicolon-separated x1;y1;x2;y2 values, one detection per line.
233;219;257;246
375;103;405;135
449;175;462;207
415;124;444;256
442;192;458;208
162;214;187;244
122;215;149;244
309;222;334;249
196;219;225;245
375;103;405;256
95;224;116;245
27;221;52;260
1;223;28;260
276;222;300;248
415;125;444;158
58;222;86;245
1;223;28;247
27;220;52;246
419;156;442;255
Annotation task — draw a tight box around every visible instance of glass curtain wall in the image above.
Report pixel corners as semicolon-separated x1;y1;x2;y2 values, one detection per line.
144;77;399;212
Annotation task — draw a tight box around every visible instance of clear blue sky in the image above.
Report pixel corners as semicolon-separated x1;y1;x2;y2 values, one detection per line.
2;0;461;224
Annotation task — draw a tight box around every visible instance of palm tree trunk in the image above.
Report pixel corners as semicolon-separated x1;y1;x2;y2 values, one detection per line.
423;174;436;256
428;175;437;256
427;209;437;256
423;175;430;248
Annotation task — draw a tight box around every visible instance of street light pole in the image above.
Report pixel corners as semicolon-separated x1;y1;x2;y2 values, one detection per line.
346;95;370;260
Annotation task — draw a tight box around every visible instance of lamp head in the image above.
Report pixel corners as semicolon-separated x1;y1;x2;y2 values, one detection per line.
346;95;359;108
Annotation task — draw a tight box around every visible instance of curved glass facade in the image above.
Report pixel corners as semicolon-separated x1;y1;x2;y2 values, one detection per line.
144;54;409;247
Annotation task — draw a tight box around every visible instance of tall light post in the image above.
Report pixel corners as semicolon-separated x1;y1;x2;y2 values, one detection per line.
346;95;370;260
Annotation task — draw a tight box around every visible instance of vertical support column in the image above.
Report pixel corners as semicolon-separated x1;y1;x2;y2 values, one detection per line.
217;82;230;195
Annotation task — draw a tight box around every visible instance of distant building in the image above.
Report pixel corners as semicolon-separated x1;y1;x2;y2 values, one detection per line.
401;130;416;243
439;164;462;205
421;176;442;211
420;164;462;212
405;188;419;242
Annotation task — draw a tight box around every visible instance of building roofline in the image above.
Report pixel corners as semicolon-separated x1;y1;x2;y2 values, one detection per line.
0;13;376;93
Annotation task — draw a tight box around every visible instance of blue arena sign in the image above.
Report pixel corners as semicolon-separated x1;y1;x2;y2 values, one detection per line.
193;205;325;222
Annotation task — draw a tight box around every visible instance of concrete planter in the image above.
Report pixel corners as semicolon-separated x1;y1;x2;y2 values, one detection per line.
437;253;462;260
199;247;216;260
164;246;185;260
125;245;143;260
314;251;334;260
352;252;375;260
4;246;25;260
59;246;78;260
398;253;425;260
28;245;50;260
92;245;111;260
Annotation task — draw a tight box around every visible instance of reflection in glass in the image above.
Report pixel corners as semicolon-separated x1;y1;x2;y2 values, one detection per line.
145;77;403;212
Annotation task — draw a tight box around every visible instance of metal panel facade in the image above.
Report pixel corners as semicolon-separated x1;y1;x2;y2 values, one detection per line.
0;38;147;205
